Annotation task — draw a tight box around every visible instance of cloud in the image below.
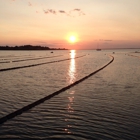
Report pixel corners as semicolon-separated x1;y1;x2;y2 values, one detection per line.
48;9;57;14
43;9;57;15
59;10;71;16
59;10;66;14
78;11;85;16
73;9;85;16
43;8;85;17
9;1;85;17
43;9;49;14
28;2;32;6
68;8;85;17
74;9;81;11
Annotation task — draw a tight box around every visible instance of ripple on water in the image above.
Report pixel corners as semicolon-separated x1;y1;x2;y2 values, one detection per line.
0;50;140;139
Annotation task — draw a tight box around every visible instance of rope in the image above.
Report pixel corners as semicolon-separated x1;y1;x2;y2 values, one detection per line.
0;55;63;64
12;55;63;62
128;54;140;58
0;55;85;72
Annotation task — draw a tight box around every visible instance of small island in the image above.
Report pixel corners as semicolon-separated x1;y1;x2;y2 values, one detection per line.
0;45;67;50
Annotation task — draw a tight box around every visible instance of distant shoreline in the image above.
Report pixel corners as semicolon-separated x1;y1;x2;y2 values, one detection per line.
0;45;67;50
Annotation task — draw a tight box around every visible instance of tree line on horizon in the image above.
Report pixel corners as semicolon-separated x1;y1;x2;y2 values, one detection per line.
0;45;67;50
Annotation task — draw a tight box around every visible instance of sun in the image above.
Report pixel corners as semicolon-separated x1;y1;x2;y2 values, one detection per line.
69;36;76;43
66;32;79;44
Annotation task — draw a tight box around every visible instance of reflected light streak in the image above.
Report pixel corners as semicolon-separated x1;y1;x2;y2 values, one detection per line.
64;50;76;134
69;50;76;84
70;50;76;59
64;90;75;134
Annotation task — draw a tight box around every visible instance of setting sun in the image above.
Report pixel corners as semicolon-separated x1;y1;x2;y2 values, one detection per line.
69;36;76;43
66;33;79;44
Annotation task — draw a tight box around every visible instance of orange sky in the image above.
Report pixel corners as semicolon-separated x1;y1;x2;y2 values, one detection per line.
0;0;140;49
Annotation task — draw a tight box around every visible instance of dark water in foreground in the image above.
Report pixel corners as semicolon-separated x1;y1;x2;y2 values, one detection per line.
0;50;140;139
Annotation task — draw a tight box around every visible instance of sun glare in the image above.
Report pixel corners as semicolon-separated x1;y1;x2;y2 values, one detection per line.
66;32;79;44
69;36;76;43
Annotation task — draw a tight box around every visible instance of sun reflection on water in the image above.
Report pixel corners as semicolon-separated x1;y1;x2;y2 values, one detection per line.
69;50;76;84
64;90;75;134
64;50;76;134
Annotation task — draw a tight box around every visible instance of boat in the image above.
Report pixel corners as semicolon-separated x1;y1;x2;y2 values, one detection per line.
96;42;101;51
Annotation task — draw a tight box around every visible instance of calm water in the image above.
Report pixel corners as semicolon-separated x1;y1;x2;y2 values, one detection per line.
0;49;140;140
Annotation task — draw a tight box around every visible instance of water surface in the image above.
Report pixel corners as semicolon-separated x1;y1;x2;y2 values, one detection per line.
0;49;140;139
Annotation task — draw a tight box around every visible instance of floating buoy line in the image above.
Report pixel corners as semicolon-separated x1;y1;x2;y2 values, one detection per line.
0;55;85;72
0;55;114;125
0;55;63;63
12;55;63;62
128;54;140;58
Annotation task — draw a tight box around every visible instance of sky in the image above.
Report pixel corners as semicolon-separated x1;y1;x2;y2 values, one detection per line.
0;0;140;49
